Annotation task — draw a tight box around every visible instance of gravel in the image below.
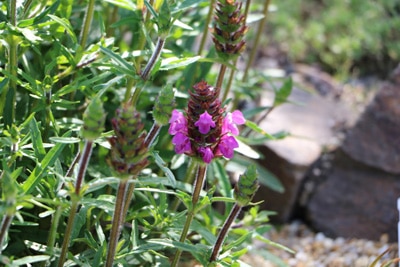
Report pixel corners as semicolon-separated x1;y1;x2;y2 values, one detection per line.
243;221;399;267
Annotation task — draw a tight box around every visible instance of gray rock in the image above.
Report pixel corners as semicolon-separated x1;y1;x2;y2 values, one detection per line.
306;78;400;241
342;81;400;173
306;150;400;241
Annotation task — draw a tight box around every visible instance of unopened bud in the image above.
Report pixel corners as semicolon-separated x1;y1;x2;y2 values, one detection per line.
234;164;259;207
81;96;106;141
153;84;175;125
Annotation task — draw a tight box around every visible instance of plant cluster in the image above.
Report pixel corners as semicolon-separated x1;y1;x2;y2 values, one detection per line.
0;0;294;266
269;0;400;77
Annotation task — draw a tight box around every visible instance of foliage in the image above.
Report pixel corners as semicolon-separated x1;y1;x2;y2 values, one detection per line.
269;0;400;76
0;0;291;266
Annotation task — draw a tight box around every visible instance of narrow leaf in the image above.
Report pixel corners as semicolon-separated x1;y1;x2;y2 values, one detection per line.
100;47;137;78
245;120;275;140
22;131;71;194
160;56;201;71
47;14;77;43
151;151;177;188
29;118;46;161
274;77;293;106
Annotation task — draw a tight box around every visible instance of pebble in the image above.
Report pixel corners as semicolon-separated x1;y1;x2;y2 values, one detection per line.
242;221;398;267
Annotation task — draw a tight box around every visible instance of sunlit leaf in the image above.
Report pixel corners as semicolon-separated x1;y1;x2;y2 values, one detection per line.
160;56;201;70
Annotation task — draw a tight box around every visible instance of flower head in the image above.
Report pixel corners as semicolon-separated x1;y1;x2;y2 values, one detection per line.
169;81;245;164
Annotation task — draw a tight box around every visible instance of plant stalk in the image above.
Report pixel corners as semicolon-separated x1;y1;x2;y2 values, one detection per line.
141;37;165;81
215;64;227;97
144;123;161;147
209;203;242;262
105;180;128;267
75;141;93;195
171;158;197;211
79;0;95;49
0;215;13;255
171;163;207;267
57;200;79;267
198;0;215;55
58;141;93;266
242;0;270;82
0;0;18;125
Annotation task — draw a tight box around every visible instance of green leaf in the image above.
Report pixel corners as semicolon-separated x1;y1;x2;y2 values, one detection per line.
151;151;176;188
21;131;71;194
0;78;8;95
245;120;275;140
160;56;201;71
144;0;158;18
103;0;136;10
172;0;207;13
12;255;50;265
273;77;293;107
99;47;137;78
49;136;80;144
29;118;46;161
228;155;284;193
47;14;77;44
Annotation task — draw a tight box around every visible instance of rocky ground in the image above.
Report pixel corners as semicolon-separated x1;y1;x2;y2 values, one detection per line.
242;221;399;267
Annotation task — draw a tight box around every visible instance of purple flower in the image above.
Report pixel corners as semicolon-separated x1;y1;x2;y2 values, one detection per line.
194;111;216;134
169;110;188;135
198;146;214;163
172;132;192;154
222;110;245;135
218;135;239;159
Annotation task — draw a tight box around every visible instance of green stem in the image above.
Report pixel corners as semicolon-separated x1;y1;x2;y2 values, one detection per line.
58;141;93;266
198;0;215;55
39;206;63;267
106;5;119;37
141;37;165;81
209;203;242;262
144;123;161;147
75;141;93;195
0;0;18;125
171;159;197;211
242;0;270;82
46;206;63;254
215;64;227;97
79;0;95;49
0;215;13;255
57;200;79;267
221;59;238;104
121;182;135;224
171;163;207;267
105;180;128;267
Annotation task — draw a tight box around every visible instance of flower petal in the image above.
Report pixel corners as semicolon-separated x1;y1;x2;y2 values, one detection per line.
198;146;214;164
194;111;216;134
218;135;239;159
169;110;188;135
172;132;192;154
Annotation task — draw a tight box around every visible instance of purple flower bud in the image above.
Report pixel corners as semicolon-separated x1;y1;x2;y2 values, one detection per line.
194;111;216;134
218;135;239;159
198;146;214;164
222;110;245;135
172;132;192;154
169;110;188;135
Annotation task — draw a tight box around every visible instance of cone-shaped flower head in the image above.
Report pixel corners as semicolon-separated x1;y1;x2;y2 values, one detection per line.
234;164;259;207
81;96;106;141
169;81;246;164
212;0;248;61
108;103;149;178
